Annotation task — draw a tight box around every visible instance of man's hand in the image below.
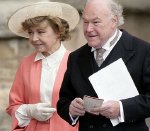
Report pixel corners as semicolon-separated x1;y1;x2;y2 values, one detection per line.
90;100;120;119
69;98;85;117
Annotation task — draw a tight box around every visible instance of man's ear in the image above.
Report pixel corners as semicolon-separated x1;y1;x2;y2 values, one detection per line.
112;15;118;23
112;15;118;27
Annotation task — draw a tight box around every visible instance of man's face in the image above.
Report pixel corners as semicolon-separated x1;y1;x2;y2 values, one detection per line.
82;0;117;48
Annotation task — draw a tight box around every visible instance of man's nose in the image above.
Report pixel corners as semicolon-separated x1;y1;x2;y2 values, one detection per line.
86;23;94;32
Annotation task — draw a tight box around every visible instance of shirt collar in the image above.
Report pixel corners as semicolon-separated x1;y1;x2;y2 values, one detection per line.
91;29;118;52
34;43;66;62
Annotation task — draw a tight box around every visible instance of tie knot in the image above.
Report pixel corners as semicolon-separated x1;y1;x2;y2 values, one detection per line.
96;48;106;56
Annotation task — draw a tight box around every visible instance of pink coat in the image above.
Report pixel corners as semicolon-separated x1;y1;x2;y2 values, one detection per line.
6;51;78;131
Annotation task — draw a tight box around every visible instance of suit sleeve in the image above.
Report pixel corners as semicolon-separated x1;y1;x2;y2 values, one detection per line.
121;46;150;123
57;54;78;126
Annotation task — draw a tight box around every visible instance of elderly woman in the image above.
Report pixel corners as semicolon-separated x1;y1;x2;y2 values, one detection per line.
6;2;79;131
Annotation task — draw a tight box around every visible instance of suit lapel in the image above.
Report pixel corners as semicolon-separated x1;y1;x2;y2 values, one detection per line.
78;45;94;79
101;30;136;68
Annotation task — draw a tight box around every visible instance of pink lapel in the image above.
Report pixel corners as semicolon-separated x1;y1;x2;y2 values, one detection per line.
50;51;78;131
29;57;42;103
51;51;69;107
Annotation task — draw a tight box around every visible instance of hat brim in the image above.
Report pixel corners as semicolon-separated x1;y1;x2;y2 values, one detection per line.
8;2;80;38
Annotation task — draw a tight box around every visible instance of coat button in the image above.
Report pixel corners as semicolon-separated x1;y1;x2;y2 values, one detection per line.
89;125;94;128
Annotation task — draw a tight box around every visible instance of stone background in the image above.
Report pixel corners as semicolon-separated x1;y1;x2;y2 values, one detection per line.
0;0;150;130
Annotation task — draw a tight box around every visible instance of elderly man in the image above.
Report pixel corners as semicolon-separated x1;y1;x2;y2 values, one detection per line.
57;0;150;131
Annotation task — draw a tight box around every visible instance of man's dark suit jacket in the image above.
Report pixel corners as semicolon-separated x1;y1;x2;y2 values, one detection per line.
57;30;150;131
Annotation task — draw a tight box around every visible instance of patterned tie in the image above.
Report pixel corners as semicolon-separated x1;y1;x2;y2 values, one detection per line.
96;48;106;67
95;29;120;67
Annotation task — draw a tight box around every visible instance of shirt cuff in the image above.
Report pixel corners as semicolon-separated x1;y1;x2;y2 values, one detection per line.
110;101;125;126
69;112;79;125
118;101;125;123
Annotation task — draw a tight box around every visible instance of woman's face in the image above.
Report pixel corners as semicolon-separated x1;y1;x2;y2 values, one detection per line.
28;21;60;56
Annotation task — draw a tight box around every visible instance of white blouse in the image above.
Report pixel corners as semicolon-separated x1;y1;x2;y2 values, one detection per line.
15;44;66;127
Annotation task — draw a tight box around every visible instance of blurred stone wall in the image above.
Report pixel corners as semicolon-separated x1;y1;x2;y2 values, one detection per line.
0;0;150;130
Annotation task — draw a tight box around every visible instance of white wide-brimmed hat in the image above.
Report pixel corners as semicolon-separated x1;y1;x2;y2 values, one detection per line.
8;2;80;38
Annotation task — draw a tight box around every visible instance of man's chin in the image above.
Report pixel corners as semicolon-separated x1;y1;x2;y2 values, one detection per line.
88;42;99;48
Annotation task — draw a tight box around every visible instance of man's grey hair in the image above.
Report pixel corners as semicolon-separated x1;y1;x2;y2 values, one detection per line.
108;0;124;26
86;0;124;26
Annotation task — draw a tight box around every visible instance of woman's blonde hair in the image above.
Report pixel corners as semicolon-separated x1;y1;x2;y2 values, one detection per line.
22;16;70;41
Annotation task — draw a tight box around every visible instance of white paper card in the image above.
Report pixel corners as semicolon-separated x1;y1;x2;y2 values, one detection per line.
88;58;139;126
89;58;139;101
83;95;104;114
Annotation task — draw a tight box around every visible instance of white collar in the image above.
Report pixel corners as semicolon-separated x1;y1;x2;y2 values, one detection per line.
91;29;119;52
34;43;66;62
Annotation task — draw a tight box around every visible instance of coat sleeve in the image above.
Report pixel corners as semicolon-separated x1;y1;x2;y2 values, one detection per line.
6;58;29;130
121;46;150;123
